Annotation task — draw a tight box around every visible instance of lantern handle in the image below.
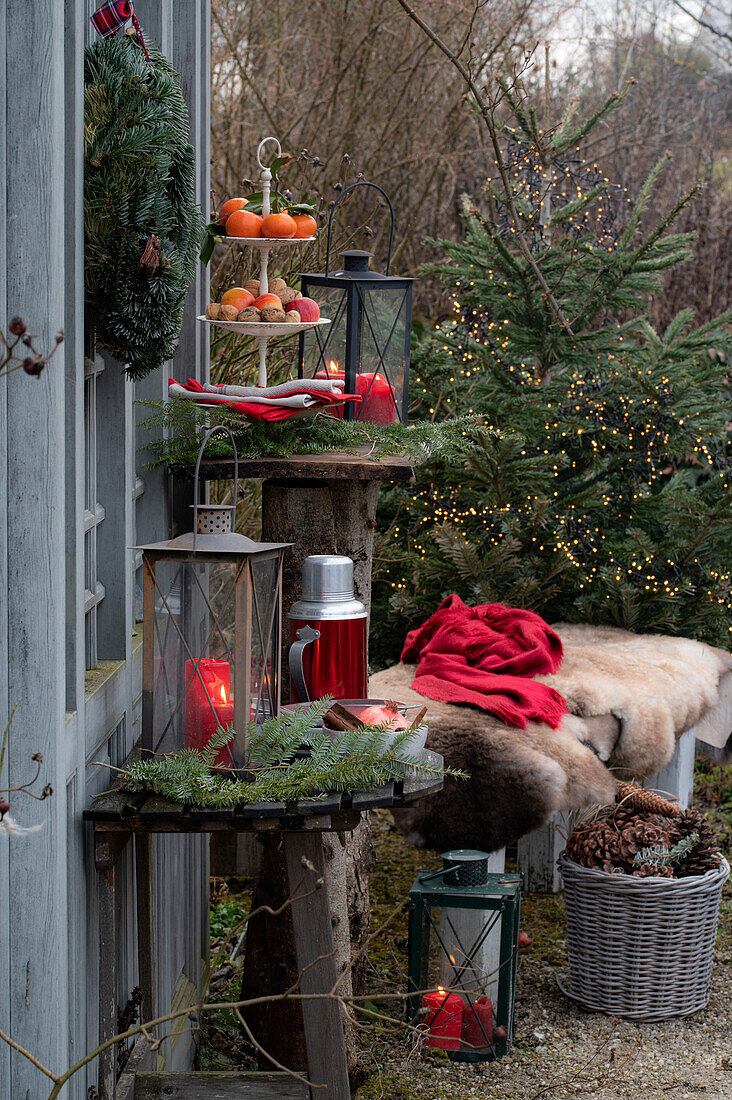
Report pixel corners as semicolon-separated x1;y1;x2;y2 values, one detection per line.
193;425;239;523
325;181;395;277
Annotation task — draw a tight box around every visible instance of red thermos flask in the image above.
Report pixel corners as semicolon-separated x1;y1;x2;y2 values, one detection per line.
288;555;368;703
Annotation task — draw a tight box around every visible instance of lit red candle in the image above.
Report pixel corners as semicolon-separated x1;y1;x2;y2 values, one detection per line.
421;988;462;1050
460;996;493;1049
184;658;234;767
316;364;397;424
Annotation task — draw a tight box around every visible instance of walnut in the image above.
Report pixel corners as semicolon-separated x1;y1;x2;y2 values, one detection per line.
268;277;288;297
285;310;301;324
205;303;222;320
237;307;261;322
279;286;299;305
244;279;260;297
219;304;240;322
261;306;287;323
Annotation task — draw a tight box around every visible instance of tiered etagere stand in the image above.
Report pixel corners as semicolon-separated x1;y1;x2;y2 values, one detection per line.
198;137;330;388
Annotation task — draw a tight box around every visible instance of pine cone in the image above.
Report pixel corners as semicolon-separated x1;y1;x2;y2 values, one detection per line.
619;821;671;860
616;783;681;818
669;809;722;877
632;862;675;879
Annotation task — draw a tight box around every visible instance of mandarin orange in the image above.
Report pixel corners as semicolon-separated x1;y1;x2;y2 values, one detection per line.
226;209;263;238
261;212;297;238
291;214;317;239
218;197;247;224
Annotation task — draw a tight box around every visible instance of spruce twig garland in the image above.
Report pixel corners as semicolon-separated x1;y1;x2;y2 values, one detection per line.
84;36;204;379
138;399;480;466
122;698;467;807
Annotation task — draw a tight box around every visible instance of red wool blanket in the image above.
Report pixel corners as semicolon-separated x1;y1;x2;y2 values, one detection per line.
400;595;567;729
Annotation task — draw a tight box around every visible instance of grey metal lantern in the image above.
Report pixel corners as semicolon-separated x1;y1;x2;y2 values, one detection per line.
298;182;413;424
137;428;289;771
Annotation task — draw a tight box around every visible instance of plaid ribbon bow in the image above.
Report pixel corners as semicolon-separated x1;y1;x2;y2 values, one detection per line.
90;1;151;63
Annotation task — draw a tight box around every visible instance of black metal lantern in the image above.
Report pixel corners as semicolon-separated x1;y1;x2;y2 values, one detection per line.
298;183;413;424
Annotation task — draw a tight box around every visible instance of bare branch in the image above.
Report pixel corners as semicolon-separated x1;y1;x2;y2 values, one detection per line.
669;0;732;45
394;0;574;335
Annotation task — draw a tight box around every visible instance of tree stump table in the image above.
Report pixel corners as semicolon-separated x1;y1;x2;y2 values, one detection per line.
84;752;443;1100
171;449;417;1078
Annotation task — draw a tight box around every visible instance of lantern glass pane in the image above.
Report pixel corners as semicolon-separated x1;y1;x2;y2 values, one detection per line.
300;285;349;381
356;284;409;423
151;559;237;767
251;555;281;721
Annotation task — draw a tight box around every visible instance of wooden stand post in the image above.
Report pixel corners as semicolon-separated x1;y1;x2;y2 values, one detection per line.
284;833;351;1099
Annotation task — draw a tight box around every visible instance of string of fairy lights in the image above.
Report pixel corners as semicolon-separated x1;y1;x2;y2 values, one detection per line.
386;137;732;636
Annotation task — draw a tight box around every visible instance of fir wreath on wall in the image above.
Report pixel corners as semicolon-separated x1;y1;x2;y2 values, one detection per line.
84;33;203;379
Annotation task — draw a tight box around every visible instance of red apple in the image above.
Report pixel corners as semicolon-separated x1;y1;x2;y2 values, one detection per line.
285;297;320;322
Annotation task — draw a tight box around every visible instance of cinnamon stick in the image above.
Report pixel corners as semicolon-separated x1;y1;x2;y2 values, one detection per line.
322;702;365;731
409;705;428;730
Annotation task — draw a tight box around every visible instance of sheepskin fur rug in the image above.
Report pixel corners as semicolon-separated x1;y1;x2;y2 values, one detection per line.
370;625;732;853
540;624;732;776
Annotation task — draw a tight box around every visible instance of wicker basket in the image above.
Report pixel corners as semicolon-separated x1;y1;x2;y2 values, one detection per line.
557;852;729;1020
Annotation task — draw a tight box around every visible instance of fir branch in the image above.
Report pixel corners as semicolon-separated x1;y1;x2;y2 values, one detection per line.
137;399;479;467
632;832;700;867
551;82;634;155
122;699;467;806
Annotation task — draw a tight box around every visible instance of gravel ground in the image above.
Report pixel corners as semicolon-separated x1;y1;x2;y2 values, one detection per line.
358;802;732;1100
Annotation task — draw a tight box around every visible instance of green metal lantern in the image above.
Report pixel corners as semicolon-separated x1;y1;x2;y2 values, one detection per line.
407;850;521;1062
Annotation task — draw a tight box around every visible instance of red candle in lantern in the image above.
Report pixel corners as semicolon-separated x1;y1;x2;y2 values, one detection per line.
460;996;493;1049
357;372;396;424
316;365;397;424
184;658;234;767
421;988;462;1050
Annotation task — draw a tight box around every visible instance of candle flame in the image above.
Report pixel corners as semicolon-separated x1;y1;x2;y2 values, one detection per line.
220;683;227;704
329;360;339;372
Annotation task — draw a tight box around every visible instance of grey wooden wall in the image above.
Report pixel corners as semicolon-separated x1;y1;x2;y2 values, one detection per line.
0;2;211;1096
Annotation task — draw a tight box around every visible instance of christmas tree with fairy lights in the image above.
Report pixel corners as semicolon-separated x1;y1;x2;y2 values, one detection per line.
373;82;732;664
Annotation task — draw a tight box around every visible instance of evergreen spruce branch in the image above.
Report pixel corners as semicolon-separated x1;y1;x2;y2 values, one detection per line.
137;399;478;466
555;96;580;145
625;184;700;267
632;832;699;867
571;201;697;332
550;183;609;226
495;77;539;146
121;699;466;807
621;152;677;248
551;82;634;155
